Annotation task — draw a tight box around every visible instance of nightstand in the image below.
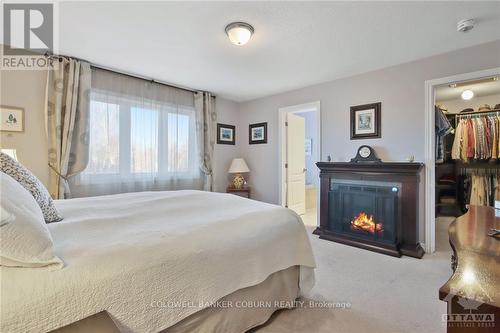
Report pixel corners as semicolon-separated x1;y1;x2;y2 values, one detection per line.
226;186;250;199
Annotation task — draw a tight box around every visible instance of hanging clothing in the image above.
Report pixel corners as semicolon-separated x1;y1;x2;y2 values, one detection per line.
470;175;487;206
463;174;500;207
467;118;475;159
452;114;500;162
490;116;497;159
451;120;464;160
497;114;500;158
435;106;453;163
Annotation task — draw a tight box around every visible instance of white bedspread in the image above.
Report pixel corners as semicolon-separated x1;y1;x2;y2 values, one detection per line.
1;191;315;333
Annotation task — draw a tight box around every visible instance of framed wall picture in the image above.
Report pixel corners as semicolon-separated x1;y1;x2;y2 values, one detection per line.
217;123;236;145
0;106;24;132
249;122;267;144
350;102;381;139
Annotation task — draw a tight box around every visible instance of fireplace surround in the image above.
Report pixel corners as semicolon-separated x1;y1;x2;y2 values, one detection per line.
314;162;424;258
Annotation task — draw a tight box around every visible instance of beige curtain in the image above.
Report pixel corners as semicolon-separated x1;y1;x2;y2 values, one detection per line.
46;58;91;199
194;92;217;191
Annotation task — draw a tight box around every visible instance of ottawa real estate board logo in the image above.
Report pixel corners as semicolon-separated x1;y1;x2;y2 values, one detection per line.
442;287;495;330
2;3;53;69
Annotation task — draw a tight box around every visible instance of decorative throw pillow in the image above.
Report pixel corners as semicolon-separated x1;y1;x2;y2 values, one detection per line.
0;152;63;223
0;172;64;269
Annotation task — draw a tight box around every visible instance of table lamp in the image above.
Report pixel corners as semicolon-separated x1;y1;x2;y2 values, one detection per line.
228;158;250;189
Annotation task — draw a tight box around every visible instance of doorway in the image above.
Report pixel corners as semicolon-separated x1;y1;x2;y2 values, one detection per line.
434;74;500;252
424;67;500;253
278;101;321;226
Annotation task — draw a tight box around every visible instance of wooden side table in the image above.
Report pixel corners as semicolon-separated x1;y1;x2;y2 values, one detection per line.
226;186;250;198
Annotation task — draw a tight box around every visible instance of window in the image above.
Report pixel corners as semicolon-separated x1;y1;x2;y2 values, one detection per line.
82;90;199;183
69;67;202;198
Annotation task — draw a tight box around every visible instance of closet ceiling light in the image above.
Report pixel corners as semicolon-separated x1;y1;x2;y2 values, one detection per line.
225;22;254;46
461;90;474;100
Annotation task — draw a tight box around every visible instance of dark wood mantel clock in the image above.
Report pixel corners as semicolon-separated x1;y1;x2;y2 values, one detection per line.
350;145;381;163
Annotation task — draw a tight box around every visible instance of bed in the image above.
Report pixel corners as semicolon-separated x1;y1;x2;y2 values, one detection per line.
1;190;316;333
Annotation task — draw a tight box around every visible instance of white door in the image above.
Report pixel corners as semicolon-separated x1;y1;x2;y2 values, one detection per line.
286;113;306;215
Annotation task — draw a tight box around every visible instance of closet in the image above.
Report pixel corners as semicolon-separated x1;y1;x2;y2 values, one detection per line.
452;109;500;208
435;77;500;217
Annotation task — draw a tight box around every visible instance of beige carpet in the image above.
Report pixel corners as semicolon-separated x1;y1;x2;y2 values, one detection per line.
255;217;455;333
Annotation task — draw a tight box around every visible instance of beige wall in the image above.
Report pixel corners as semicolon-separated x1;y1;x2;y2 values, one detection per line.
1;69;49;186
213;98;244;192
236;40;500;206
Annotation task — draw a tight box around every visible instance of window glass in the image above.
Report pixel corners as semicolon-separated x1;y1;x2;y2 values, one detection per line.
131;107;159;173
168;112;190;172
85;100;120;174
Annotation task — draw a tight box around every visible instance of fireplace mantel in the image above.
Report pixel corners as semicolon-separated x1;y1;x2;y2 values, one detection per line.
316;161;424;174
314;161;424;258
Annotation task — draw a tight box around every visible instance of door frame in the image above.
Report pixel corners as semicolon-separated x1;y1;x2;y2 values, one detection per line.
423;67;500;254
278;101;321;220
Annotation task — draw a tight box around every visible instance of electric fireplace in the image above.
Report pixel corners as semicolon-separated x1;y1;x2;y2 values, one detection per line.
314;161;424;258
329;180;401;249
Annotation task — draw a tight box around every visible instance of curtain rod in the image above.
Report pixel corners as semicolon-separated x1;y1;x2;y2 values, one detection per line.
44;52;215;97
91;64;199;94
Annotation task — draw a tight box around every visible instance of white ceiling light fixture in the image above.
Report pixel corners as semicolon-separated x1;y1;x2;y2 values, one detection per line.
461;90;474;100
225;22;254;46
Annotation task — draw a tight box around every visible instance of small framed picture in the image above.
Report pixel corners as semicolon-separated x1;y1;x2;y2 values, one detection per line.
249;122;267;144
217;123;235;145
0;106;24;132
350;102;381;139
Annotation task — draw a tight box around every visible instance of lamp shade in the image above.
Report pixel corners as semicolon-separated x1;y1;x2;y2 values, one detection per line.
228;158;250;173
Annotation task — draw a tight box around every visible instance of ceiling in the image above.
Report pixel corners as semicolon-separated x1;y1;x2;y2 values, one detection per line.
436;78;500;101
52;2;500;101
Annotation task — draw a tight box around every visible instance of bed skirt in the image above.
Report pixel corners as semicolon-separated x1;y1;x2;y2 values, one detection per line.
50;266;300;333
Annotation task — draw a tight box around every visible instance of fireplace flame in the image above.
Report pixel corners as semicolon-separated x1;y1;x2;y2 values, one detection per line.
351;212;384;233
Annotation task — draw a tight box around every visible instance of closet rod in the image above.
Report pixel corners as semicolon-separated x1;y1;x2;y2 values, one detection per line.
455;109;500;122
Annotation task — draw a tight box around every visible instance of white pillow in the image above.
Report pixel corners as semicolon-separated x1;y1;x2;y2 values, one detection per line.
0;172;63;269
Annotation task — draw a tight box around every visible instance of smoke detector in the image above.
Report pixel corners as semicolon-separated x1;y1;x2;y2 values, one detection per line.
457;19;474;32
